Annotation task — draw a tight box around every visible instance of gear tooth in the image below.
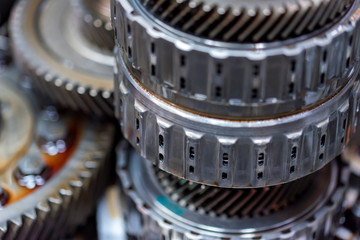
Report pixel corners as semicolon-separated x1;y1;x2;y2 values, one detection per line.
89;88;98;97
217;137;237;187
53;187;74;238
85;160;100;170
184;129;204;183
134;100;149;155
250;137;272;187
26;208;47;240
101;90;112;99
78;170;93;181
54;78;64;87
14;213;37;240
5;218;21;240
59;185;74;198
67;181;85;225
48;195;63;207
58;80;79;111
284;131;303;181
36;201;51;214
68;179;84;199
157;117;175;172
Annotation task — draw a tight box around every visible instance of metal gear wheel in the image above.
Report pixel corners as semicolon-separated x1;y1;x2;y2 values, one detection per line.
0;65;115;239
10;0;115;118
115;48;359;188
117;142;349;240
112;0;360;117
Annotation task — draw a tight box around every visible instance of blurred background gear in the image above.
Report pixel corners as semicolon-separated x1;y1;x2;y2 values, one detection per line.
0;63;115;239
10;0;114;118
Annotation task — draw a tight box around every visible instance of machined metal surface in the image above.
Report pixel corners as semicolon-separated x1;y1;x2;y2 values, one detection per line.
117;142;349;240
115;49;360;188
10;0;115;117
0;66;115;239
112;0;360;117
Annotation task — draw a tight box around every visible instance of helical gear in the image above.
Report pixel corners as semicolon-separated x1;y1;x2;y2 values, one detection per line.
10;0;115;118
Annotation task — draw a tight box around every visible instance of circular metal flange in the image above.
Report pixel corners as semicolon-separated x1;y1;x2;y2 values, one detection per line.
117;143;349;240
112;0;360;117
115;51;360;188
73;0;114;51
10;0;114;118
0;66;115;239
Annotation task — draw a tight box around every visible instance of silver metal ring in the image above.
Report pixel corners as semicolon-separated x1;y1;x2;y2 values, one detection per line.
112;0;360;117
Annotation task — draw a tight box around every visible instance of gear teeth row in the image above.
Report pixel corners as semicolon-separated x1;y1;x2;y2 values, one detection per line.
30;67;114;118
73;0;114;51
156;169;311;218
10;0;114;119
140;0;354;43
0;124;115;240
117;143;350;240
115;50;360;188
112;0;360;117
